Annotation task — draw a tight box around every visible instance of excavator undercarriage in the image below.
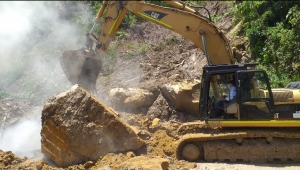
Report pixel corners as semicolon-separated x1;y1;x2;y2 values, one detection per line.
176;124;300;163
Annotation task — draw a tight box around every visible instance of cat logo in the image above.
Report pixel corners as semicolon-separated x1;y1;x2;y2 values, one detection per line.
141;11;168;20
151;12;160;19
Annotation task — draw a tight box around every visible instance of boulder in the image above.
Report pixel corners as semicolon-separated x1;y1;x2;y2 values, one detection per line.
41;85;146;167
146;94;173;120
161;80;200;115
109;88;159;111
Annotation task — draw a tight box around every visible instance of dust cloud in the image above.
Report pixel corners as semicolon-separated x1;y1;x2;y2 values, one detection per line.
0;118;41;158
0;1;93;158
0;1;93;100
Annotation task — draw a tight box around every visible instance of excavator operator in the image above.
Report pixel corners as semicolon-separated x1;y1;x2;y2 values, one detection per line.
215;80;236;117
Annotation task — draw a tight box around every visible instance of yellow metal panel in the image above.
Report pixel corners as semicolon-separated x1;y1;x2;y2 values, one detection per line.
137;12;172;29
208;120;300;127
109;15;120;35
109;8;128;35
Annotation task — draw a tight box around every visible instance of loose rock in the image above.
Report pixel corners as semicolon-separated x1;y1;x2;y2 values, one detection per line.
41;85;146;167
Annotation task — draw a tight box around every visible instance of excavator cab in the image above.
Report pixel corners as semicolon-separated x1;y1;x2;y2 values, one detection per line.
199;63;275;121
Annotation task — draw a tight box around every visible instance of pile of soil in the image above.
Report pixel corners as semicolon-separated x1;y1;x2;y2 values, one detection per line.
0;121;196;169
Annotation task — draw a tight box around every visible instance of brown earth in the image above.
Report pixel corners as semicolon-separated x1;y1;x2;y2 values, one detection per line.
41;85;146;167
2;1;293;170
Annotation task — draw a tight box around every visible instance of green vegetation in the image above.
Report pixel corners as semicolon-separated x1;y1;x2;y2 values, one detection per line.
211;13;222;22
0;88;7;99
231;1;300;87
126;44;135;49
139;44;148;56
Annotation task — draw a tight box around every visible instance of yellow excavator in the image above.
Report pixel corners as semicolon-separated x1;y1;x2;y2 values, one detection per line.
60;1;300;163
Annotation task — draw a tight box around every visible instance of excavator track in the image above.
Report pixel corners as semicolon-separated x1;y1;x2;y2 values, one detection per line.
176;123;300;163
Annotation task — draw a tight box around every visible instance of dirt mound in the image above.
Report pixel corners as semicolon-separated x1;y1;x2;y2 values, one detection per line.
0;112;196;169
0;150;26;169
41;85;145;167
91;154;170;170
88;127;196;170
0;150;47;170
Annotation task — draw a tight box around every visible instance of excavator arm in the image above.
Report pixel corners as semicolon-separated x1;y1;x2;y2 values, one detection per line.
60;0;235;93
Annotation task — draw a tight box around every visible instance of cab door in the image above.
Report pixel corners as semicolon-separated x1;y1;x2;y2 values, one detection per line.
199;70;236;120
237;70;274;120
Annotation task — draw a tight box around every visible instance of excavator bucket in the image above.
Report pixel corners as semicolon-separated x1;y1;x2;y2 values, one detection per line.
60;48;102;94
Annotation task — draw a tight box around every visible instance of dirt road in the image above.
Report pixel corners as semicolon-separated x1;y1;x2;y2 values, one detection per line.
194;163;300;170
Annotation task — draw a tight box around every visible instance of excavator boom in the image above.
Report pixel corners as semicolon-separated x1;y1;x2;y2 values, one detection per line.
60;0;235;93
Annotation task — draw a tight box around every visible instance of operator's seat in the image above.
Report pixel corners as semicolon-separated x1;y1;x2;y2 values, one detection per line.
224;101;238;117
